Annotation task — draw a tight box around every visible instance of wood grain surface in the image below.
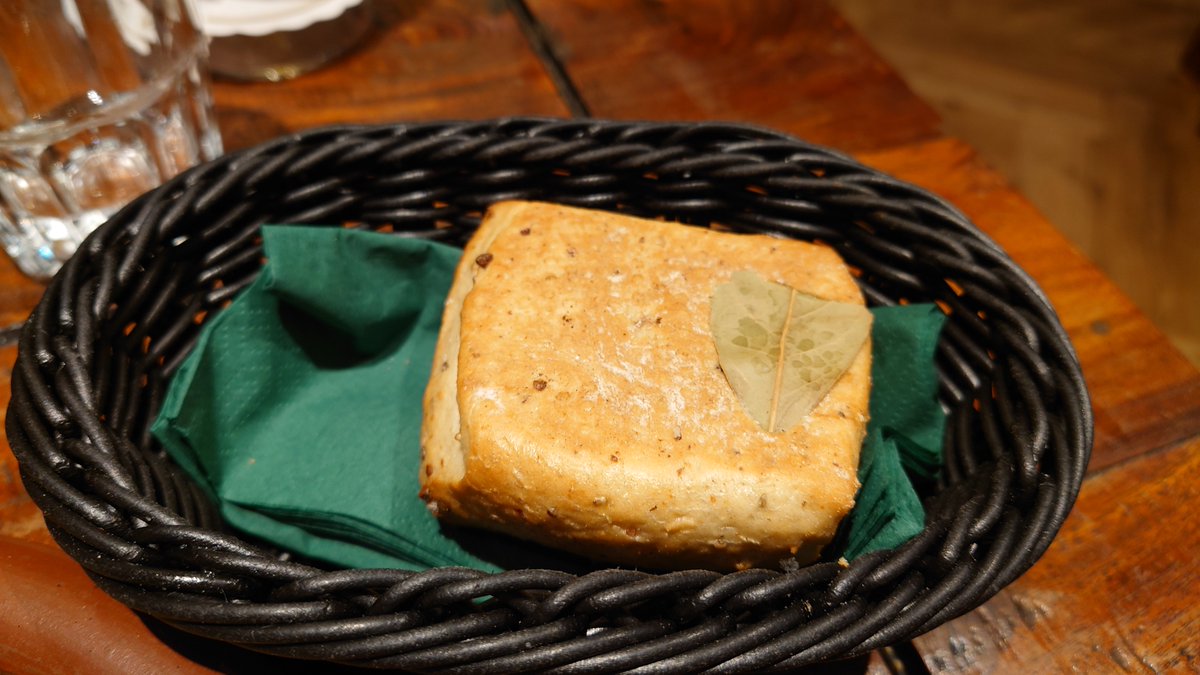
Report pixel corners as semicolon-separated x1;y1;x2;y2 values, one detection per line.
526;0;942;153
0;268;42;331
912;437;1200;673
0;347;52;546
211;0;569;151
1;0;1198;673
834;0;1200;367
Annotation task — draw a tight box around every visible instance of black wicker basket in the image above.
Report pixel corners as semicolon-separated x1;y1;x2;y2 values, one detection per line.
7;119;1091;673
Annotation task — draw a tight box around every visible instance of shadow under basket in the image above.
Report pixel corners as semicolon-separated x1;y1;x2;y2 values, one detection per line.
6;119;1092;673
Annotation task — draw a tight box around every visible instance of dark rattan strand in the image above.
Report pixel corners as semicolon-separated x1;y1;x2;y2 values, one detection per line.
6;119;1092;672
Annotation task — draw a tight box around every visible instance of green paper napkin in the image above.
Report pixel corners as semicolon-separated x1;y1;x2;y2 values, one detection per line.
152;225;495;571
843;304;947;560
153;225;945;571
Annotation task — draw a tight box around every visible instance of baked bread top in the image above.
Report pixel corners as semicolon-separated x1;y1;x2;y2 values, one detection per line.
420;201;870;570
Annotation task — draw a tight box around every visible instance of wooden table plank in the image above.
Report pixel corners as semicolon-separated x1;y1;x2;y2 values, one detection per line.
0;265;42;552
0;347;53;547
912;436;1200;673
212;0;570;151
526;0;943;153
0;271;41;331
858;138;1200;472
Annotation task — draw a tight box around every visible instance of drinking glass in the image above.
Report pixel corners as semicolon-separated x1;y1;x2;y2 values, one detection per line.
0;0;223;280
197;0;374;82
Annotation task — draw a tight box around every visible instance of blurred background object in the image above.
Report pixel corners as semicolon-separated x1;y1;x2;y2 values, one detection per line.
0;0;222;280
831;0;1200;365
195;0;375;82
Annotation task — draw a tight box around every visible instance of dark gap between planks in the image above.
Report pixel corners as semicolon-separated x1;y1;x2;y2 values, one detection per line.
506;0;592;117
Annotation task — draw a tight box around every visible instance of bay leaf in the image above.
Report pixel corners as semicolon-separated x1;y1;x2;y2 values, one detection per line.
710;270;872;433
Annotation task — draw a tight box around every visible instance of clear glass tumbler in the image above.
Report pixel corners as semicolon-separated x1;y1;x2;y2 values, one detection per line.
0;0;223;280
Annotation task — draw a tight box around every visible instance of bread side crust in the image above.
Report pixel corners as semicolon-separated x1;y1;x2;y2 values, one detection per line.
421;205;516;489
420;202;870;570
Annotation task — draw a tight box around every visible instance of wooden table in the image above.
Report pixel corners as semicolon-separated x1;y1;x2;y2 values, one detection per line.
3;1;1198;672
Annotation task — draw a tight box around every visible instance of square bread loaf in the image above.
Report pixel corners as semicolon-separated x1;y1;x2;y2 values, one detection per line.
420;201;870;570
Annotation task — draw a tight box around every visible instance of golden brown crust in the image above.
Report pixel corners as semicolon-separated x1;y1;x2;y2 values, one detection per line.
420;201;870;570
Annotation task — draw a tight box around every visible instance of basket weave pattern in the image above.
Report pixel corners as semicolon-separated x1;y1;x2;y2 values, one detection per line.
6;120;1091;672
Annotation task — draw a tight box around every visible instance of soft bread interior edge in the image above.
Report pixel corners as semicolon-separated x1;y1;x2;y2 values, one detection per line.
420;203;525;486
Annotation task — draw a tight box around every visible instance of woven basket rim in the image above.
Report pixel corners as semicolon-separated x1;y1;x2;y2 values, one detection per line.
6;118;1093;672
